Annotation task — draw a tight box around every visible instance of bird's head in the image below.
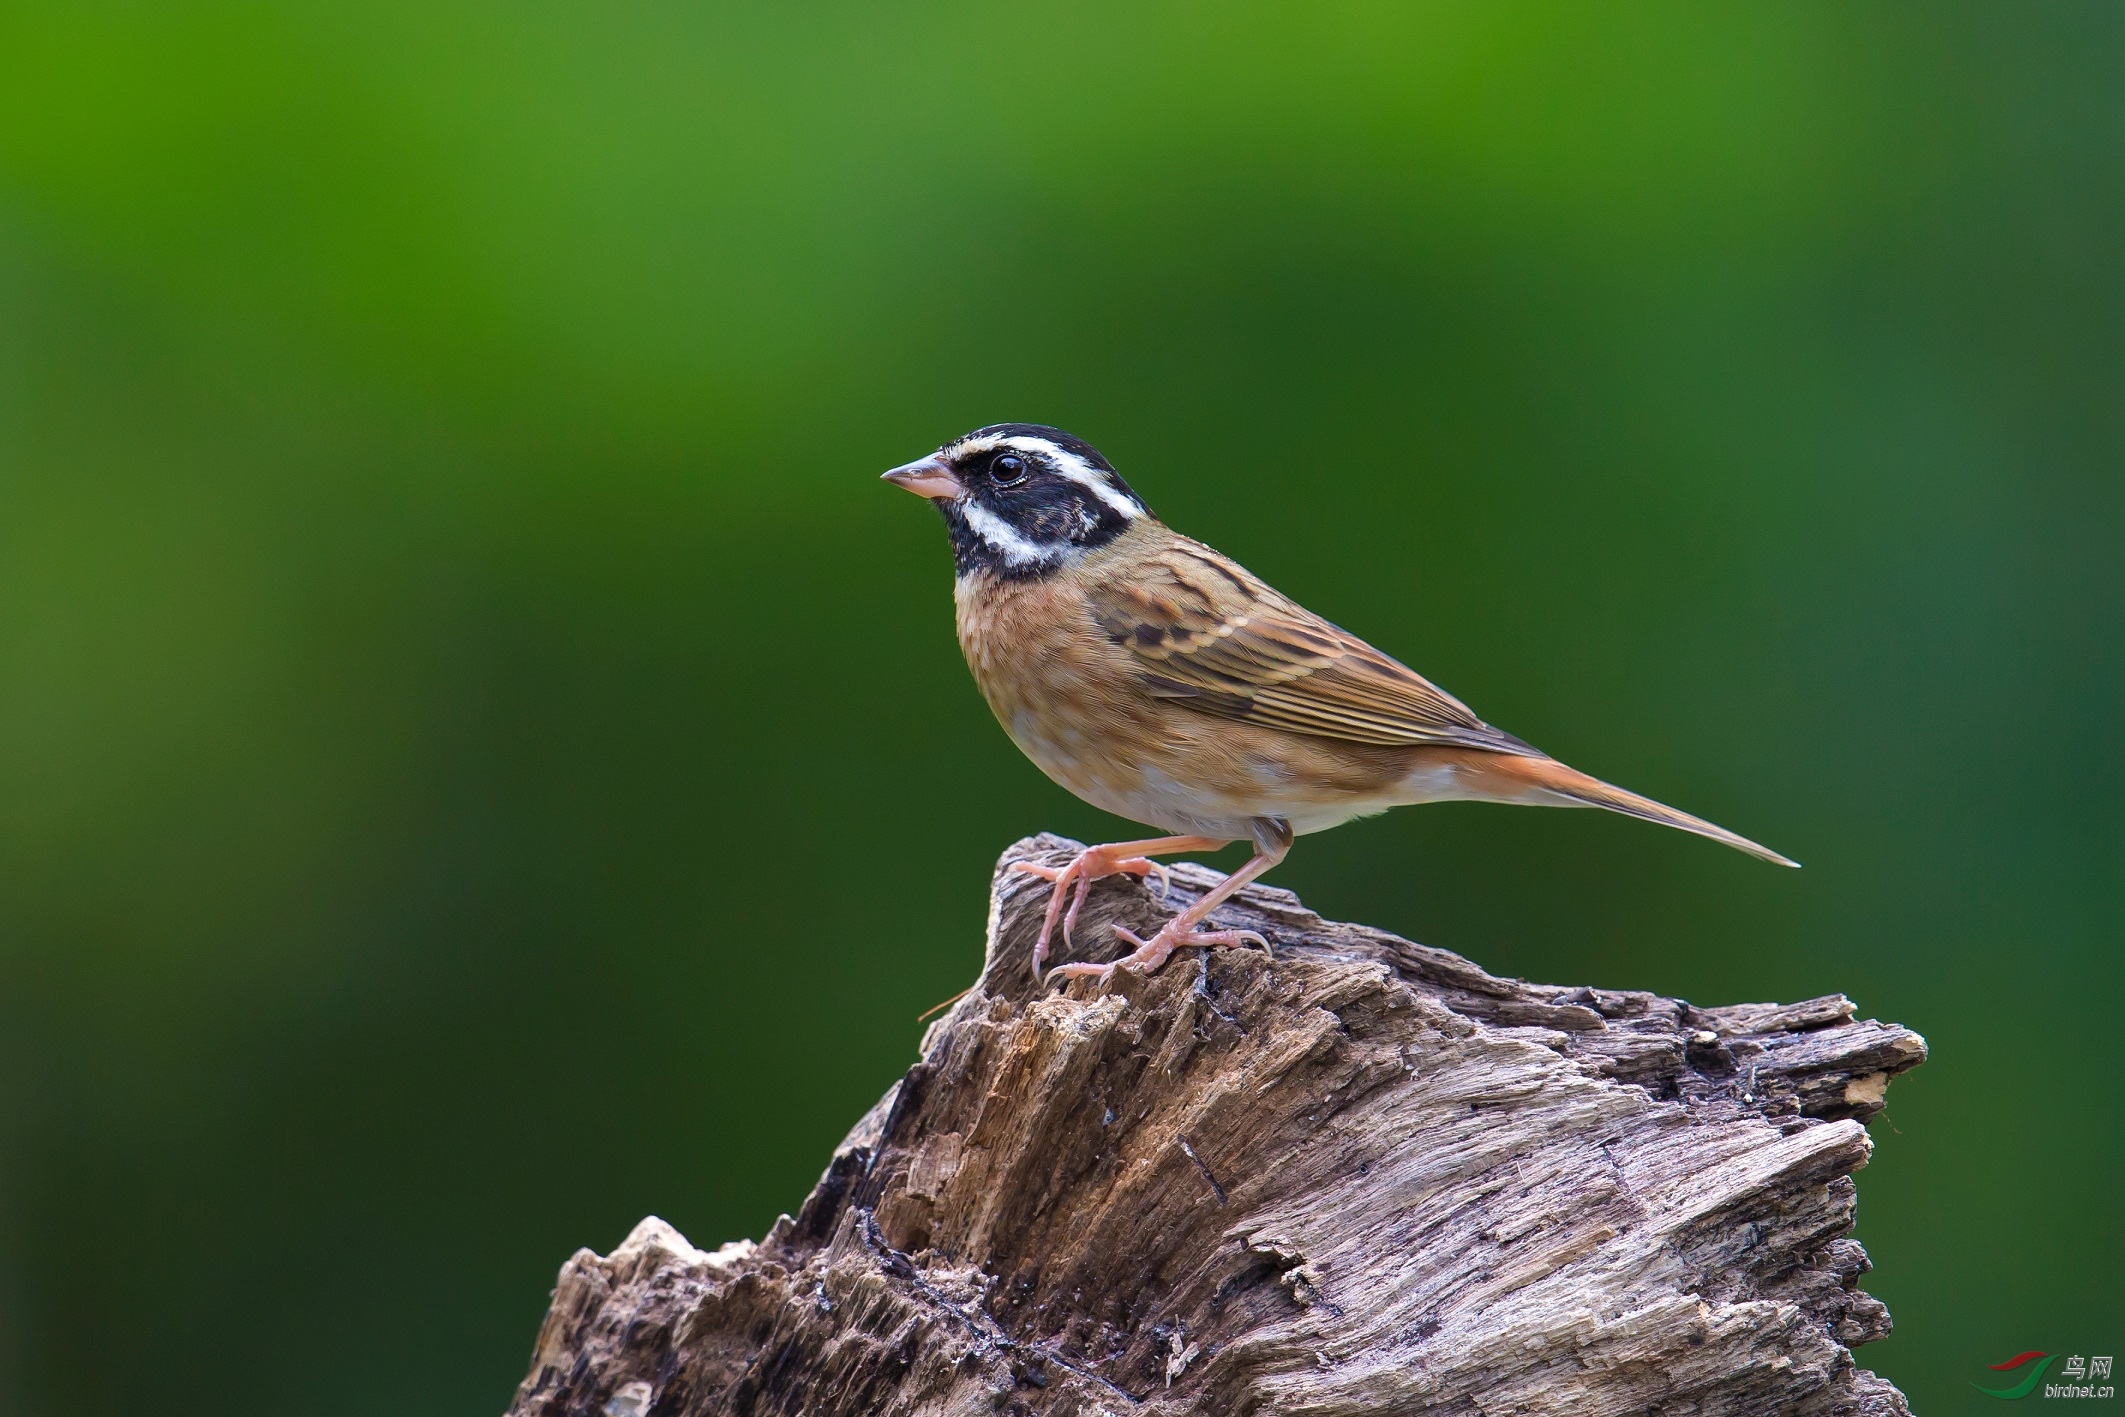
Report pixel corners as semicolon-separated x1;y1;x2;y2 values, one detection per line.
882;424;1152;578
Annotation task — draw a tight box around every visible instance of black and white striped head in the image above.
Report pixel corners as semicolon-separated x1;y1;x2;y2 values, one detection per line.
881;424;1151;579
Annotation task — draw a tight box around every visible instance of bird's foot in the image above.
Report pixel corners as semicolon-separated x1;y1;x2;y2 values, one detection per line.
1011;848;1172;978
1047;921;1270;986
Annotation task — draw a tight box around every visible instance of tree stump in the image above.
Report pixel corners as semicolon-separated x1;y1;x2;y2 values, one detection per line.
510;834;1925;1416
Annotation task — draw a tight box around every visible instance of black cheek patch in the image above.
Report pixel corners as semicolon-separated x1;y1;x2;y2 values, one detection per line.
1024;500;1078;542
942;475;1133;582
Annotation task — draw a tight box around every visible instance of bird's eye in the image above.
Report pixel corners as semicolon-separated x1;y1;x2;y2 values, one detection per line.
989;454;1026;486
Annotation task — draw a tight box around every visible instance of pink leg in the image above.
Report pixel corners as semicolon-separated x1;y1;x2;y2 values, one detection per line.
1010;835;1231;979
1048;821;1292;985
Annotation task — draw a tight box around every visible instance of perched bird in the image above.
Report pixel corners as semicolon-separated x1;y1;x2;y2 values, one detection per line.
883;424;1796;984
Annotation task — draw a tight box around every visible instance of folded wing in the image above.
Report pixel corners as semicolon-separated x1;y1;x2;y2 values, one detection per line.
1088;536;1542;757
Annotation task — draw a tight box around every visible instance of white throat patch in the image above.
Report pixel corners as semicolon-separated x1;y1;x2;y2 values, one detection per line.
960;500;1067;569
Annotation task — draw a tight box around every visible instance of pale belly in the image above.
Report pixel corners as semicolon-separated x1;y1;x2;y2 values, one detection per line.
998;703;1478;840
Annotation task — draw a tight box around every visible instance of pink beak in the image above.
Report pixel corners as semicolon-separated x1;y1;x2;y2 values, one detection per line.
881;455;963;500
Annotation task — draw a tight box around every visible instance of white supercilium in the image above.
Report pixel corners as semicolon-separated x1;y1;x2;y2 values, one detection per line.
949;434;1145;520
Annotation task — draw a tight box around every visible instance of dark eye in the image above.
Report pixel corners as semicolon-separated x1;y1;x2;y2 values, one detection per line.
989;453;1026;486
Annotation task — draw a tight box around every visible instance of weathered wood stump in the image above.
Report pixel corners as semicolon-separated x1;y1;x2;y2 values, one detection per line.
510;834;1925;1416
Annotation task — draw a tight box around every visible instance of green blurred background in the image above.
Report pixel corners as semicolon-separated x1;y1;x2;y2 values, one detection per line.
1;2;2118;1412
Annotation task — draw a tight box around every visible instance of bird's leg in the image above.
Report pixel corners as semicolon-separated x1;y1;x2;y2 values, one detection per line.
1049;820;1292;984
1011;835;1231;979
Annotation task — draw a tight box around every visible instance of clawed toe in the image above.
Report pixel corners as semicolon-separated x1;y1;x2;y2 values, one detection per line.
1014;854;1093;980
1044;959;1115;983
1044;918;1272;991
1114;921;1271;969
1118;923;1271;957
1016;840;1228;981
1014;835;1246;982
1131;859;1172;903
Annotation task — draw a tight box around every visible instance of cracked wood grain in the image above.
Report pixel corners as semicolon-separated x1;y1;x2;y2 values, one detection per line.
509;834;1924;1417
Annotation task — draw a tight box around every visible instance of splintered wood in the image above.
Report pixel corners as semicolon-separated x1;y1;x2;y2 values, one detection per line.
511;835;1924;1416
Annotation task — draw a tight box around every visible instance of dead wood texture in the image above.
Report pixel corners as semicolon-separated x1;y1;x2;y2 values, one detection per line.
510;834;1926;1417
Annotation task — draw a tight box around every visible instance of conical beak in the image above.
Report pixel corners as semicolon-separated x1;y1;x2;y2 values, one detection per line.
881;455;963;500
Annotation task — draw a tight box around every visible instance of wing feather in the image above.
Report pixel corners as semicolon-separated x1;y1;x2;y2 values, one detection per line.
1089;536;1539;755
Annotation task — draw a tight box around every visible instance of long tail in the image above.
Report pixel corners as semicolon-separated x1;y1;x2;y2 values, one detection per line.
1463;752;1800;867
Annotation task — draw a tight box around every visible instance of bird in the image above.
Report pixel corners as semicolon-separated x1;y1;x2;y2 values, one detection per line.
882;423;1796;985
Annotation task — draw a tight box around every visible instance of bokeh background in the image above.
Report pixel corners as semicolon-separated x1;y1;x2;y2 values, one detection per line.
2;3;2119;1413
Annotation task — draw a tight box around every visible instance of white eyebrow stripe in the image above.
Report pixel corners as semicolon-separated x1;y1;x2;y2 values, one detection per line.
960;501;1063;567
993;435;1144;519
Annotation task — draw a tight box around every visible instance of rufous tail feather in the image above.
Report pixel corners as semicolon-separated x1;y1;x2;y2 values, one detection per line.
1499;755;1799;867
